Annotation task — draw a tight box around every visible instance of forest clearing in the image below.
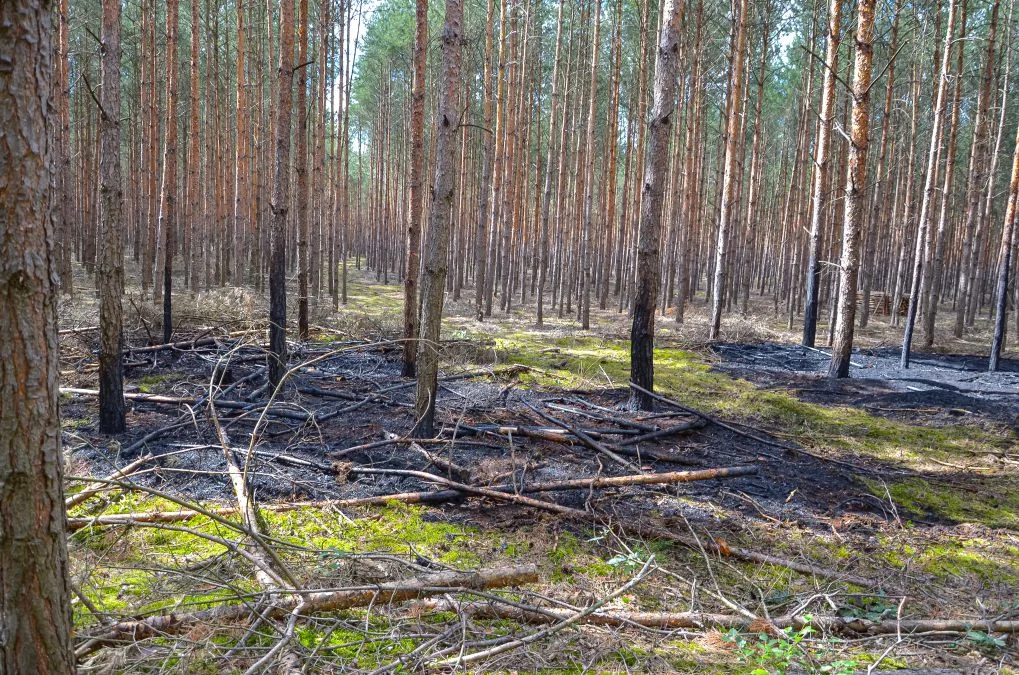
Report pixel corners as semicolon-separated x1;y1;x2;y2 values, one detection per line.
3;0;1019;671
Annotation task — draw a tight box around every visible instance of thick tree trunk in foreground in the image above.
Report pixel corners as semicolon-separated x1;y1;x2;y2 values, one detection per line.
802;0;842;347
268;0;296;389
628;0;684;411
98;0;125;433
403;0;428;376
829;0;875;378
0;1;76;669
414;0;463;437
988;118;1019;370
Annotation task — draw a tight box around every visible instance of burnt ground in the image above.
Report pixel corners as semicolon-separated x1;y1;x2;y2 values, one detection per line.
64;338;880;538
60;329;1019;672
712;342;1019;430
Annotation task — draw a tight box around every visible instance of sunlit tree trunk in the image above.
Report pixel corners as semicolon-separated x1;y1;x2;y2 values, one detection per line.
902;0;958;368
414;0;463;437
801;0;842;347
629;0;684;411
296;0;310;340
154;0;179;344
829;0;875;377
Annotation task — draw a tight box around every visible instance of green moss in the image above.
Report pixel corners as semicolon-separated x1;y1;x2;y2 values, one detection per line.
862;476;1019;529
137;373;179;394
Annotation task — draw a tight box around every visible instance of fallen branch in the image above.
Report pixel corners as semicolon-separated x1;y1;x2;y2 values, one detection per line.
75;564;539;657
66;465;759;530
628;382;794;451
523;401;641;472
60;388;314;422
384;431;472;482
431;558;654;667
423;601;1019;636
616;418;708;447
65;453;154;509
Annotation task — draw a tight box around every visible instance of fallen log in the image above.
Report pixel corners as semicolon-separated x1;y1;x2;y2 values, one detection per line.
418;600;1019;636
75;564;539;657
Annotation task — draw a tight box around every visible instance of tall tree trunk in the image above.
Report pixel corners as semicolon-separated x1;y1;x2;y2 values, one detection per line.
268;0;296;389
536;0;565;326
474;0;495;321
413;0;463;437
921;0;968;348
98;0;125;433
988;118;1019;370
860;0;899;329
955;0;999;337
579;0;601;330
829;0;875;377
155;0;180;344
233;0;248;285
404;0;428;375
901;0;958;368
628;0;684;411
801;0;842;347
57;0;74;293
708;0;749;340
186;0;201;291
0;0;75;669
296;0;310;340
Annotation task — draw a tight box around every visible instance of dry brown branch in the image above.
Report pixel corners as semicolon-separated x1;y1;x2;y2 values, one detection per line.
420;600;1019;636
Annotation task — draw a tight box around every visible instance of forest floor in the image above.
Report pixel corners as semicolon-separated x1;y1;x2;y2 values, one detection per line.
58;268;1019;674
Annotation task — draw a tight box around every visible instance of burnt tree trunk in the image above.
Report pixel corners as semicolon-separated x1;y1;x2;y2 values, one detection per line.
97;0;125;433
628;0;684;411
268;0;296;389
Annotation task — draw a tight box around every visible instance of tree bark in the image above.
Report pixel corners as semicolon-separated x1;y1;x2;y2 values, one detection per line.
628;0;684;411
901;0;958;368
0;0;76;668
828;0;875;378
801;0;842;347
404;0;428;375
97;0;126;433
708;0;749;340
296;0;310;340
268;0;296;389
988;117;1019;370
414;0;463;437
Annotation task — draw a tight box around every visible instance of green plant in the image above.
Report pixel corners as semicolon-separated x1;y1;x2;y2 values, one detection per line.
724;616;859;675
